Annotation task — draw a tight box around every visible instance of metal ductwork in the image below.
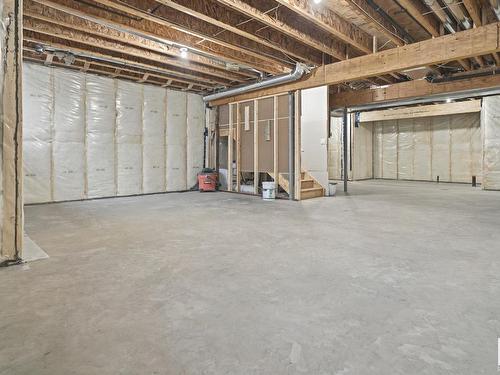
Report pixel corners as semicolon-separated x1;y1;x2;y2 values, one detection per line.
203;63;310;102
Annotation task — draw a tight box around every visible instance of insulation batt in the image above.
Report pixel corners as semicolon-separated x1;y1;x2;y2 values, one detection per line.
22;63;205;203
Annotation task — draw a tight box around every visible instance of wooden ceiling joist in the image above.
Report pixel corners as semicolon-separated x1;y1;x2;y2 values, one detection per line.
150;0;323;65
88;0;293;72
273;0;373;54
210;23;500;105
34;0;286;75
212;0;347;61
25;0;255;81
23;25;231;87
23;40;215;89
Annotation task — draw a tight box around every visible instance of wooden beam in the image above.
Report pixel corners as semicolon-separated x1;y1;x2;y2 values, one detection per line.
273;0;372;54
330;74;500;107
24;1;252;82
1;0;23;263
34;0;285;75
154;0;323;65
463;0;483;26
214;0;347;60
359;100;481;121
210;23;500;105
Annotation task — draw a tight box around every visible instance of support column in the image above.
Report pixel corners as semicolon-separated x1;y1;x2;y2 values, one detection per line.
1;0;23;264
343;108;348;193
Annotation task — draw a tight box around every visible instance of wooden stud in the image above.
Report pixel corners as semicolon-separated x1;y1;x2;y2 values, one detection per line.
253;99;259;195
1;0;23;262
273;96;279;190
236;103;241;192
294;91;301;200
44;52;54;65
228;103;233;191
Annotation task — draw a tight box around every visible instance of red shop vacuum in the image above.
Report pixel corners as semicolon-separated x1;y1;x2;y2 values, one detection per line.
197;168;218;192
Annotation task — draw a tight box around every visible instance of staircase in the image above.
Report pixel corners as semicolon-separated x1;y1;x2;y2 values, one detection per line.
269;171;324;200
300;171;325;200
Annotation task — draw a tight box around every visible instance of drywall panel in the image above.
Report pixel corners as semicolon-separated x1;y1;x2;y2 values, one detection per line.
413;117;432;181
23;64;53;203
278;118;290;173
53;69;85;201
471;116;482;184
352;122;373;180
86;75;116;198
301;86;328;188
397;119;414;180
143;85;166;193
382;120;398;179
187;93;205;188
482;95;500;190
431;116;451;182
257;97;274;173
116;81;143;195
239;101;254;172
166;90;187;191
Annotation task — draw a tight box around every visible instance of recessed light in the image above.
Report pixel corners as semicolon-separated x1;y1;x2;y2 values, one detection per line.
180;47;188;58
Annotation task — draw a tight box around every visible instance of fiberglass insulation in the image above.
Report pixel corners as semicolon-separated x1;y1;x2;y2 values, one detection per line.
23;63;205;203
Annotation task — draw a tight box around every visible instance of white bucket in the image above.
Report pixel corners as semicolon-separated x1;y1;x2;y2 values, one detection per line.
262;181;276;200
329;182;337;196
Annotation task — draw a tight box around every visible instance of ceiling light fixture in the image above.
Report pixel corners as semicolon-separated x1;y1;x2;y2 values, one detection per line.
313;0;322;3
180;47;188;58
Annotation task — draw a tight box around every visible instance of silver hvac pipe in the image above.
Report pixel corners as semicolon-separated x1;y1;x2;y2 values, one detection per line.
203;63;310;102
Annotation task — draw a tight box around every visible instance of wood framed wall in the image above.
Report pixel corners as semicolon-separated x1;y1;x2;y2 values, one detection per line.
213;92;299;198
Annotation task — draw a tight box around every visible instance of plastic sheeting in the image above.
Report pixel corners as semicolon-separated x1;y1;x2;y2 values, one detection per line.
186;93;205;188
86;75;116;198
23;64;53;204
369;113;481;183
482;95;500;190
143;85;166;194
23;63;205;203
352;122;373;180
166;90;187;191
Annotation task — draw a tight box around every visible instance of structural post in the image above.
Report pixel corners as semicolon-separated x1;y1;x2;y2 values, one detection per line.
1;0;23;265
288;92;295;200
343;107;348;193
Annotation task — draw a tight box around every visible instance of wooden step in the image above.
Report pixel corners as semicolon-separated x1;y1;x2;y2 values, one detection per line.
301;179;314;189
300;187;324;200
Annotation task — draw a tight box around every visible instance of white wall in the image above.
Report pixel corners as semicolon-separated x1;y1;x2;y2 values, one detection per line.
23;63;205;204
301;86;329;188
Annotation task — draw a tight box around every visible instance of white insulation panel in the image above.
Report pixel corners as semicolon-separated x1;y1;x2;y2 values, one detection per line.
166;90;187;191
482;96;500;190
23;63;205;203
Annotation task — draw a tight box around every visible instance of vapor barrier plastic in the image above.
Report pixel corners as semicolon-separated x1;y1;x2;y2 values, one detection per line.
23;64;53;204
166;90;187;192
143;85;166;194
86;75;116;198
23;63;205;203
53;69;86;201
482;96;500;190
187;93;205;189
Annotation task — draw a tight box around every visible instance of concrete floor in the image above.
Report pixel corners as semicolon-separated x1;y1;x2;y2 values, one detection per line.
1;180;500;374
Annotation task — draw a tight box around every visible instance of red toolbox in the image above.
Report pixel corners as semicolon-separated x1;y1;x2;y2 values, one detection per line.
198;169;218;192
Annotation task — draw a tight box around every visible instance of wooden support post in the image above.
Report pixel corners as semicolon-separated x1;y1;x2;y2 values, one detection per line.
253;99;259;195
228;103;233;191
273;96;279;190
294;91;301;200
236;103;241;192
44;53;54;65
1;0;23;264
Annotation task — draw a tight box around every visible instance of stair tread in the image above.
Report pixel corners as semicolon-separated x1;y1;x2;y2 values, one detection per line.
301;187;324;192
301;178;314;182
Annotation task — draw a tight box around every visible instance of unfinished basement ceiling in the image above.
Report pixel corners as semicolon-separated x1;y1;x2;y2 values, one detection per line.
22;0;500;95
